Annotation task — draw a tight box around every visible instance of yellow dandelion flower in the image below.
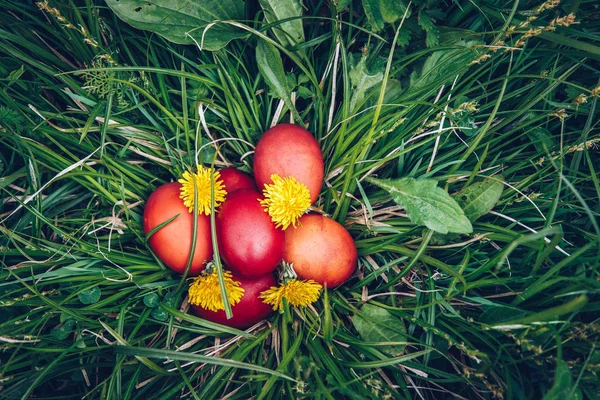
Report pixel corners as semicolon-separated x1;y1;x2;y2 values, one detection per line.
260;174;311;229
259;279;322;311
188;270;244;312
178;166;226;215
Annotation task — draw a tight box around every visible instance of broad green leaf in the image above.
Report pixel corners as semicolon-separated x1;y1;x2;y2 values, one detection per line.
380;0;408;24
396;29;412;47
454;178;504;222
78;286;101;305
51;318;76;340
352;304;407;355
458;116;478;136
259;0;305;47
143;293;160;308
362;0;384;32
151;291;177;321
412;40;481;89
366;78;403;107
479;306;526;324
105;0;248;51
543;360;583;400
334;0;352;12
349;55;383;111
526;127;556;152
367;177;473;234
418;10;439;48
297;85;313;99
256;41;301;123
7;65;25;83
429;231;460;245
362;0;407;30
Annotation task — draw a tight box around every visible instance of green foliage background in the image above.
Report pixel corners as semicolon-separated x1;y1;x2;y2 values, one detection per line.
1;0;599;399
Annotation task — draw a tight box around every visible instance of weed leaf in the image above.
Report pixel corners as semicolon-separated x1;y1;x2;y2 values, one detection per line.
78;287;101;305
105;0;248;51
527;127;556;152
349;55;383;111
352;304;406;354
259;0;305;47
256;40;301;123
367;177;473;234
454;178;503;222
543;360;583;400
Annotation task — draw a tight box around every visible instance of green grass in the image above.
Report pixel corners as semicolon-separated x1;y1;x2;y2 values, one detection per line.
1;0;599;399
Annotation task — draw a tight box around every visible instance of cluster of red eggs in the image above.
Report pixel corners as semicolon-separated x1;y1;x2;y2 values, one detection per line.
142;124;357;328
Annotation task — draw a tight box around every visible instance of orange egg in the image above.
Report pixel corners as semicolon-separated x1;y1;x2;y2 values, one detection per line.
143;182;212;275
253;124;324;204
284;214;357;287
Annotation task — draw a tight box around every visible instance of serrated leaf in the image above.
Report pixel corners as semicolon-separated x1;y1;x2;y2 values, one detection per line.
105;0;248;51
454;178;504;222
334;0;352;12
417;10;435;31
418;11;439;48
259;0;304;47
425;29;440;48
297;86;313;99
352;304;406;354
396;29;412;47
78;286;101;305
367;177;473;234
380;0;408;24
543;360;583;400
349;55;383;111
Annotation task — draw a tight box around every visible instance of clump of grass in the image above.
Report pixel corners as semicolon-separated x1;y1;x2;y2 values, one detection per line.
1;1;599;399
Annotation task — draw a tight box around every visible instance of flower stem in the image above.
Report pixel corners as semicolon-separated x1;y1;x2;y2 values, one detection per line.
209;151;233;319
176;176;199;295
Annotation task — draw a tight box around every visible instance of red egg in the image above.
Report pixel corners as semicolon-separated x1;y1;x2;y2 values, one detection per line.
253;124;324;203
219;167;257;193
143;182;212;276
216;189;285;278
284;214;357;287
191;272;276;329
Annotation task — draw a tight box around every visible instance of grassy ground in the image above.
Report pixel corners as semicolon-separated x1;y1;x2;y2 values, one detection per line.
1;0;599;399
